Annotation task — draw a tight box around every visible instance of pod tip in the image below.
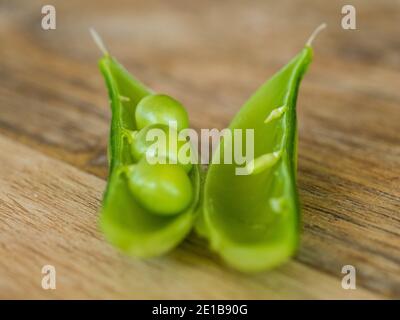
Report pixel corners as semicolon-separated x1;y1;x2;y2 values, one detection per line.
306;23;327;47
90;27;109;56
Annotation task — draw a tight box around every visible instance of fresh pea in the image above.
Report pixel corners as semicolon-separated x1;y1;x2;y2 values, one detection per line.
93;24;325;269
130;123;193;173
195;25;326;272
93;30;200;258
135;94;189;131
125;159;193;216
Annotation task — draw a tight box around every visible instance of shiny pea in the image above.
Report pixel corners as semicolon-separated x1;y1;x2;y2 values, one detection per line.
135;94;189;131
126;158;193;216
130;124;193;173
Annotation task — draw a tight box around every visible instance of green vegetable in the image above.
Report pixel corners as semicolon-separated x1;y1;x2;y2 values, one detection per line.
93;24;325;270
130;123;193;173
125;159;193;216
92;30;200;257
136;94;189;131
195;24;326;272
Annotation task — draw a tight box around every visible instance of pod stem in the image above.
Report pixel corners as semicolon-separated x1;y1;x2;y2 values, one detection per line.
306;23;327;47
90;27;109;56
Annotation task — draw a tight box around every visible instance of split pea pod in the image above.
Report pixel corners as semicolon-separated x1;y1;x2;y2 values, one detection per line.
92;30;200;258
94;24;325;271
196;24;326;272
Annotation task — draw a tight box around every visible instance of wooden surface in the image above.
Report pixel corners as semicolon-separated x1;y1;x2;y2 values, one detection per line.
0;0;399;299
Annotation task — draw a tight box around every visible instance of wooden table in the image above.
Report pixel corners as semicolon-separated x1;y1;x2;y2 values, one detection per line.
0;0;399;299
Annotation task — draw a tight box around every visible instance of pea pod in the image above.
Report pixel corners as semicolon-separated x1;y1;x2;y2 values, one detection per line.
93;24;324;269
196;25;326;272
92;30;200;257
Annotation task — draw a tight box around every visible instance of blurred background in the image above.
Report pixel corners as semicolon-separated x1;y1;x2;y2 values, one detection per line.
0;0;399;298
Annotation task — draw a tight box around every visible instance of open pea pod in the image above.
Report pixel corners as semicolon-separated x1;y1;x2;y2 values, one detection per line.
197;27;323;272
95;34;200;257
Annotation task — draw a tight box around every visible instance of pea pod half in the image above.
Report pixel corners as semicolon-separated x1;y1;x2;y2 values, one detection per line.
93;31;200;257
196;25;325;272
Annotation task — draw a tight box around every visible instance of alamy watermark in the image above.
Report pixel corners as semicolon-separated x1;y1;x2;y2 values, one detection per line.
41;5;56;30
41;265;56;290
341;265;356;290
341;5;356;30
133;121;276;176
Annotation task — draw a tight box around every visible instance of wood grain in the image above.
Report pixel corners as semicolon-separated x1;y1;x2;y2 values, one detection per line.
0;0;399;298
0;135;381;299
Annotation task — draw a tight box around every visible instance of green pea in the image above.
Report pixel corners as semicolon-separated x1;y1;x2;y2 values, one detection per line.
95;30;200;258
135;94;189;131
126;158;193;216
130;124;193;173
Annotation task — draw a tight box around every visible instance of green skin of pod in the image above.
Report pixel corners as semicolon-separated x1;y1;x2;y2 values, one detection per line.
126;158;193;216
197;46;313;272
135;94;189;131
130;124;193;173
